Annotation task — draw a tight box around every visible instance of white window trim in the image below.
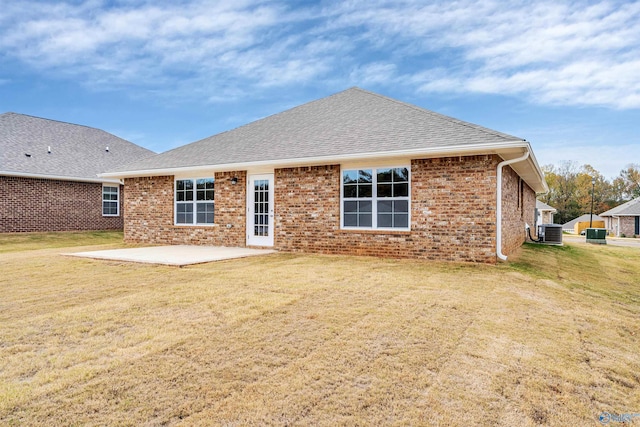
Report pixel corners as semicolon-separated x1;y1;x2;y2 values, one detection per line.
340;166;411;231
102;185;120;217
174;177;215;226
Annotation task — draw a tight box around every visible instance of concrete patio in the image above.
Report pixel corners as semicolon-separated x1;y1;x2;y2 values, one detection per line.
65;245;277;266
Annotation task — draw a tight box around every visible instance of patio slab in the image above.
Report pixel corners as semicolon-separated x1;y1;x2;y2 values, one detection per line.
65;245;277;266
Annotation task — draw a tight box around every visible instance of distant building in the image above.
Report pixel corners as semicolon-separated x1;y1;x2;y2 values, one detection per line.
562;214;605;234
535;200;556;225
1;113;153;232
600;197;640;237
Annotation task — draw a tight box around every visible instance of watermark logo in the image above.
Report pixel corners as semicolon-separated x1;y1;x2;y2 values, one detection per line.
599;412;640;424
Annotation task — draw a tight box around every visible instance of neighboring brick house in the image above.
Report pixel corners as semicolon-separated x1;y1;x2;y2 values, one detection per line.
600;197;640;237
102;88;547;262
536;200;557;226
1;113;154;233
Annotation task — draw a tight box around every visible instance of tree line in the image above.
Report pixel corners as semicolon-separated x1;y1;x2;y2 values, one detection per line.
538;162;640;225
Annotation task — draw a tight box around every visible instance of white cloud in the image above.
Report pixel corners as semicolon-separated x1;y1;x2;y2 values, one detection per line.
0;0;639;109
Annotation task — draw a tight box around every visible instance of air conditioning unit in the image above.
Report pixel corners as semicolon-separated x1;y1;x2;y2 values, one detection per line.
537;224;563;245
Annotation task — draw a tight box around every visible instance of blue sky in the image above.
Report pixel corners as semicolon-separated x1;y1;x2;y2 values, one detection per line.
1;0;639;179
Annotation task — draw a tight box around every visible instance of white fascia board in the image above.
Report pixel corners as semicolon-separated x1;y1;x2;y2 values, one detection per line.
100;140;532;179
1;170;122;184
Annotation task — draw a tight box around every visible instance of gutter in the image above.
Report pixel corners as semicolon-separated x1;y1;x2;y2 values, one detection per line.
496;149;531;261
1;170;122;185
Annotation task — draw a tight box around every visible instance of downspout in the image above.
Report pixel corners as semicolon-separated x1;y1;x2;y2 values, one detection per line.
496;150;530;261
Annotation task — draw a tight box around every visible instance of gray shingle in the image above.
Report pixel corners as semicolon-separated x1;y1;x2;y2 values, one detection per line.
536;200;556;211
108;87;525;173
600;197;640;216
1;112;154;180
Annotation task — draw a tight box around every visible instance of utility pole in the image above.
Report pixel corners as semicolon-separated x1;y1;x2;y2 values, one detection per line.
590;177;595;228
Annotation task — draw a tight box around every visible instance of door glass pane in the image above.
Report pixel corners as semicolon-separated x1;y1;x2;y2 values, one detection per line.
253;179;269;237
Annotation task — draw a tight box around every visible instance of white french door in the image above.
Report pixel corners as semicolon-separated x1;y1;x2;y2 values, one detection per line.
246;174;274;247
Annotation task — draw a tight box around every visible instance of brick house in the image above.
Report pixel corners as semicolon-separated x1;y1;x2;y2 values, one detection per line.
536;200;557;226
102;88;547;262
600;197;640;237
1;113;154;233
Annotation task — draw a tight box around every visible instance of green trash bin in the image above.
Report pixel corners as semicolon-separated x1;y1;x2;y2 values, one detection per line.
585;228;607;244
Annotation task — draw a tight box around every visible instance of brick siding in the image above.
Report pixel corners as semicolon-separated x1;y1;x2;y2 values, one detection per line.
122;155;534;263
123;171;246;246
0;176;123;232
275;156;500;262
617;216;639;237
500;166;536;256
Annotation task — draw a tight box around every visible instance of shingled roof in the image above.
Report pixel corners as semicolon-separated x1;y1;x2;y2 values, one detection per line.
103;87;546;192
0;112;154;182
600;197;640;216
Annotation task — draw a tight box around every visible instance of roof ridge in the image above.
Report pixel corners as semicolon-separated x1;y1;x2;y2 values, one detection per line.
353;87;525;142
1;111;108;133
163;87;361;154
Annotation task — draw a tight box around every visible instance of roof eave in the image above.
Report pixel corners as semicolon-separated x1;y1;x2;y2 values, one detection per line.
100;140;547;193
1;170;122;184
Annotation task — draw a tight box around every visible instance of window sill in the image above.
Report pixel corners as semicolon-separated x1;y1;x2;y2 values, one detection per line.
339;228;411;235
171;224;218;228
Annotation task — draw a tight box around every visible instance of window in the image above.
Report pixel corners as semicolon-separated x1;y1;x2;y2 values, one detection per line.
175;178;214;225
342;167;410;230
102;185;119;216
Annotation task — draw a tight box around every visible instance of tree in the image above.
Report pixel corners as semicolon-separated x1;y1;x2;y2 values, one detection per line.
539;162;617;224
619;164;640;199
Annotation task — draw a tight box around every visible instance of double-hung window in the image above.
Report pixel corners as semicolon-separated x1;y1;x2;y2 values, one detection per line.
175;178;215;225
342;167;410;230
102;185;119;216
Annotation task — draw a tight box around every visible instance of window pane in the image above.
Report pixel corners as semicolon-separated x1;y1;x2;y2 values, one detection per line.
358;184;372;198
378;213;392;227
343;170;358;184
359;213;372;227
377;183;392;197
344;213;357;227
395;214;409;228
176;203;193;224
344;201;358;213
358;170;372;183
393;168;409;182
394;183;409;197
378;200;392;212
359;201;372;212
343;185;357;198
377;168;392;183
395;200;409;213
196;203;214;224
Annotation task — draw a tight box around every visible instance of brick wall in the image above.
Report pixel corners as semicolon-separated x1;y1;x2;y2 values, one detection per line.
500;165;536;256
618;216;639;237
123;171;246;246
274;156;499;262
121;155;533;263
0;176;123;233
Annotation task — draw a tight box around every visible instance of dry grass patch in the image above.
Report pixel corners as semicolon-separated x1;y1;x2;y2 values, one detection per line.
0;233;639;426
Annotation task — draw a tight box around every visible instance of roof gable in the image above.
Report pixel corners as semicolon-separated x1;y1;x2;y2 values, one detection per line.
108;87;524;172
101;87;546;193
0;112;154;181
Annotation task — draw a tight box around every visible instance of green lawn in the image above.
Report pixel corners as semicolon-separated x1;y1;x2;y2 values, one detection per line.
1;232;638;426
